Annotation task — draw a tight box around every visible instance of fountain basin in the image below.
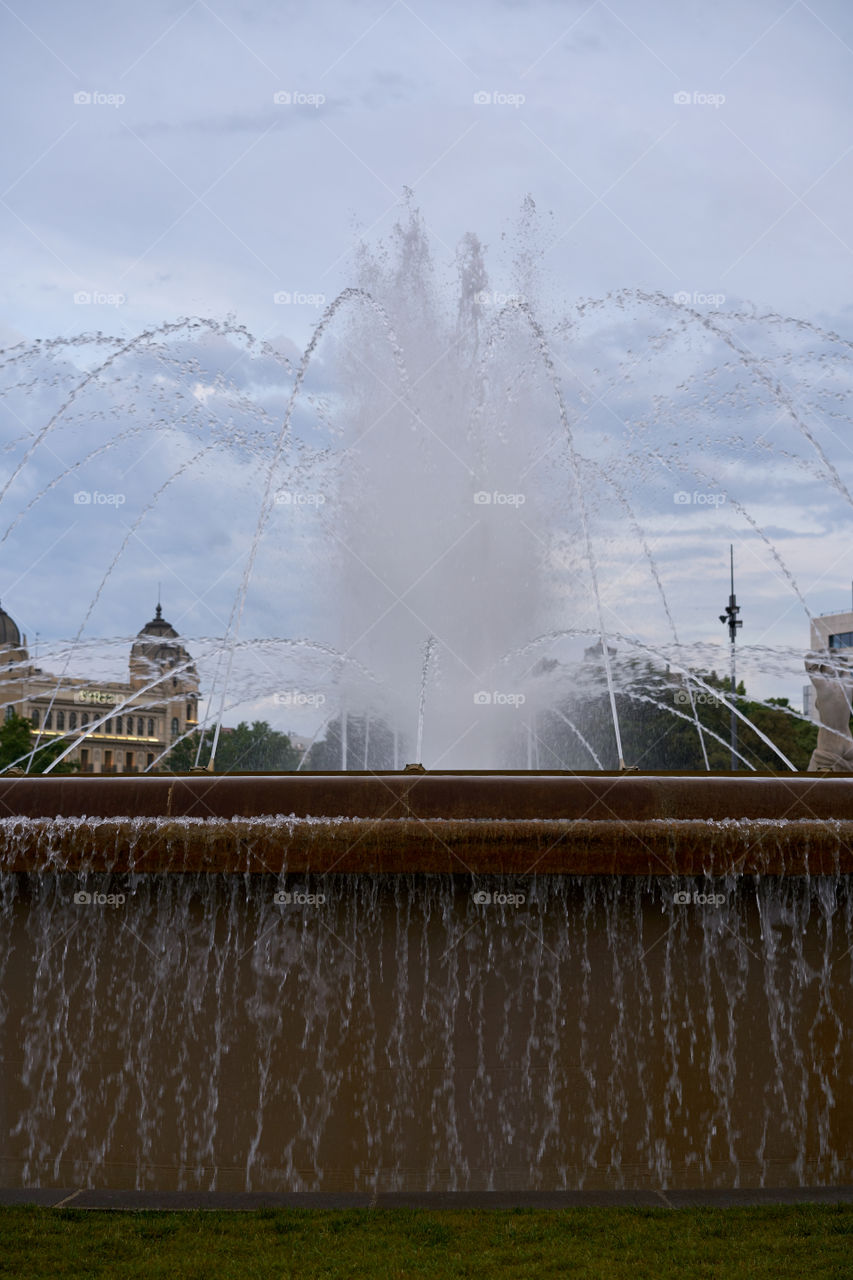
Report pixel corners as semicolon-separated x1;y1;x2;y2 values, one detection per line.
2;772;851;1194
1;772;853;873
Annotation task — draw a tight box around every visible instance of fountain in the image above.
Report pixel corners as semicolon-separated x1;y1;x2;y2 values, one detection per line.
1;201;853;1194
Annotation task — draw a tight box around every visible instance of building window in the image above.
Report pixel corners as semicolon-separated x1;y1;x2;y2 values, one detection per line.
81;712;89;727
31;708;39;728
5;705;14;722
171;717;179;737
69;711;77;730
45;711;52;730
829;631;853;649
115;715;122;734
137;717;144;736
125;751;134;773
147;718;154;736
187;702;194;720
104;750;113;773
172;677;178;688
80;748;90;772
146;753;154;768
57;709;65;730
105;719;112;734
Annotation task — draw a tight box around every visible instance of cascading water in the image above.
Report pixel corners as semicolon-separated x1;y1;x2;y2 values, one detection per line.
1;868;850;1191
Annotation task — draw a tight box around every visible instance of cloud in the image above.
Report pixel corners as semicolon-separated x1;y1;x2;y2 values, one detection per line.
3;0;853;732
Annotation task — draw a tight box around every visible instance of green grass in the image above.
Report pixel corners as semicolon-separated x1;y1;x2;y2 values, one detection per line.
2;1204;853;1279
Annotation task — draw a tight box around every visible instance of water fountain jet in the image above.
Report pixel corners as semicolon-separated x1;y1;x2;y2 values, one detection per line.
2;205;853;1196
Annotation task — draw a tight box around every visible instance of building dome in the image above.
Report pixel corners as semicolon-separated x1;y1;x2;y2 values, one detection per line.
130;603;197;685
0;600;22;649
133;602;179;650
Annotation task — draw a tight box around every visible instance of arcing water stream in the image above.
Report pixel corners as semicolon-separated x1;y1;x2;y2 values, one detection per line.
3;203;853;769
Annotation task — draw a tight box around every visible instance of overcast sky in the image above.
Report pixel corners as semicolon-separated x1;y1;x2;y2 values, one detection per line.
3;0;853;336
2;0;853;746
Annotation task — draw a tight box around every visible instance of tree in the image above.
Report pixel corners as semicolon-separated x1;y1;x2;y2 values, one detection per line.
520;660;819;772
0;713;80;774
166;720;300;773
307;713;400;770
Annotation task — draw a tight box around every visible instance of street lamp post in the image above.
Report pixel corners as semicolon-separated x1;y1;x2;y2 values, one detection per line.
719;545;743;770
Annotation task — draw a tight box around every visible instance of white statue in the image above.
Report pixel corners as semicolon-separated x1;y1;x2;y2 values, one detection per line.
806;649;853;772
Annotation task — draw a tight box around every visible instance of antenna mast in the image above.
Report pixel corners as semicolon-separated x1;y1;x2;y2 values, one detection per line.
719;545;743;770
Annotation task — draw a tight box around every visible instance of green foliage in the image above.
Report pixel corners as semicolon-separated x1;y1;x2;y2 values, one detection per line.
166;720;300;773
307;713;401;770
0;713;79;774
530;659;819;772
166;664;821;776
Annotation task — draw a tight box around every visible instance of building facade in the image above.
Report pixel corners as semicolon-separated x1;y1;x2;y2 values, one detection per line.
0;602;199;773
810;608;853;654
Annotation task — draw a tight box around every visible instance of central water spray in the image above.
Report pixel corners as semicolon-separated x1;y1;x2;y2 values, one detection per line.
3;200;852;772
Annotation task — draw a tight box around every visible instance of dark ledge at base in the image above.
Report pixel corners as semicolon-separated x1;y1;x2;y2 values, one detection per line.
2;1186;852;1211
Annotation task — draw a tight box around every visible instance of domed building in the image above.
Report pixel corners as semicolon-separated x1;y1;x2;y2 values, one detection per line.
0;600;29;696
130;603;199;697
0;601;199;773
0;601;22;650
